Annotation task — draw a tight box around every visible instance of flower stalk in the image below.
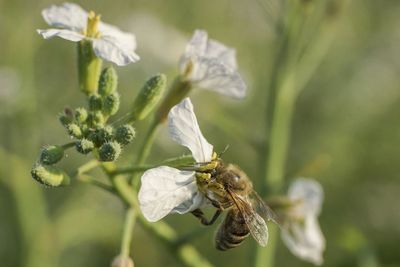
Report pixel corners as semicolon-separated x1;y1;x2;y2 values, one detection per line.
120;208;136;258
254;72;296;267
255;1;339;266
155;77;192;123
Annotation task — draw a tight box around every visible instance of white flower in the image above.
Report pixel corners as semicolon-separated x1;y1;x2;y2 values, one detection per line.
138;98;212;222
179;30;246;99
37;2;139;66
281;178;326;265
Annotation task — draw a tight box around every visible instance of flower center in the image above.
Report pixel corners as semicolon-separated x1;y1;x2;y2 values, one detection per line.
85;11;101;38
182;59;194;80
287;199;306;222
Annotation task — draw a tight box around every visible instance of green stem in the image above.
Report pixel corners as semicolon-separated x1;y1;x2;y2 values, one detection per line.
129;118;160;186
112;165;156;175
255;225;279;267
73;160;116;193
75;159;99;176
161;154;195;167
136;119;159;165
113;155;195;175
255;4;337;266
264;74;296;192
255;73;296;267
77;174;116;194
120;208;136;258
61;142;76;150
102;163;138;206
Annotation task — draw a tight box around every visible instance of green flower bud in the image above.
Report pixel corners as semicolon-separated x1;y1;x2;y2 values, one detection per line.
98;67;118;96
80;124;89;136
87;111;105;127
131;74;166;122
67;123;83;138
111;255;134;267
115;124;135;145
75;138;94;154
75;107;88;123
88;94;103;111
39;145;64;165
90;125;114;147
58;107;74;126
86;130;98;146
31;163;70;187
99;141;121;162
103;92;120;116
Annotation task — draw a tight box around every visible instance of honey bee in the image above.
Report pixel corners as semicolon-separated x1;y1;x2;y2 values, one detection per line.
188;155;278;250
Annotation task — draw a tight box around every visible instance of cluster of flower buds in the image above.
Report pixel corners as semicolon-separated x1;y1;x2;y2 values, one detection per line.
30;65;168;186
57;66;137;162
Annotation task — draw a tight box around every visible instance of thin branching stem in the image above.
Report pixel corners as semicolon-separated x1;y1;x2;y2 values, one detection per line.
77;173;116;194
120;208;136;257
255;1;338;266
75;159;100;176
61;141;76;150
129;118;160;186
112;165;156;175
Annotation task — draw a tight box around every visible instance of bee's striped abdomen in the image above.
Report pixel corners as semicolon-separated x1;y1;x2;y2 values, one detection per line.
215;209;249;251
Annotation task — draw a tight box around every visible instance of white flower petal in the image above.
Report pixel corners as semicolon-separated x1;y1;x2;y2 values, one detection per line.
183;30;208;58
37;29;85;42
281;178;325;265
41;2;87;32
206;39;237;70
138;166;204;222
281;217;325;265
187;57;246;99
92;36;140;66
182;30;236;69
99;22;138;51
289;178;324;217
179;30;246;98
168;98;213;163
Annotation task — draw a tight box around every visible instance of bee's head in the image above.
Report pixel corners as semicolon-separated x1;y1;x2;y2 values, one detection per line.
218;164;252;192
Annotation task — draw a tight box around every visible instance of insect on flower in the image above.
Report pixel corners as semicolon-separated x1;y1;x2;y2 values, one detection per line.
138;98;279;250
37;2;139;66
179;30;247;99
280;178;325;265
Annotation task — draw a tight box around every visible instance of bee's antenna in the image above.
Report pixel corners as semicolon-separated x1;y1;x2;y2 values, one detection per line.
219;145;230;157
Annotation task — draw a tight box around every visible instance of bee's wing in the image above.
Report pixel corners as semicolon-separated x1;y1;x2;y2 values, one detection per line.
138;166;205;222
251;190;282;227
168;98;213;163
228;190;269;247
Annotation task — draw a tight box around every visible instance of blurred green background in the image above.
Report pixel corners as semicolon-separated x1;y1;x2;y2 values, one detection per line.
1;0;399;266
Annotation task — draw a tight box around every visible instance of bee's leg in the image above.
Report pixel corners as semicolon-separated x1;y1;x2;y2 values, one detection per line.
191;209;222;226
203;195;226;210
195;172;211;190
197;160;219;172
